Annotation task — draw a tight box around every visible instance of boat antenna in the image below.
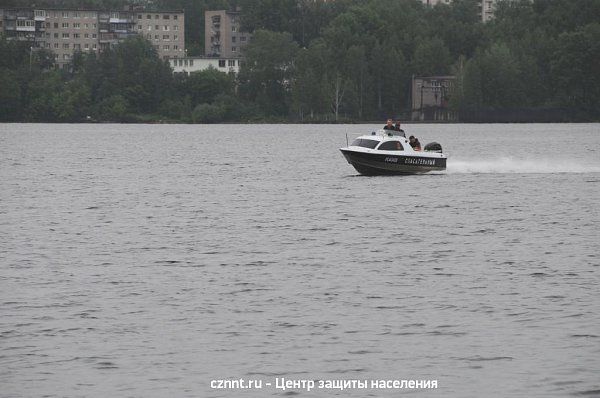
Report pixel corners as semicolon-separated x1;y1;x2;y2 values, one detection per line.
345;132;348;147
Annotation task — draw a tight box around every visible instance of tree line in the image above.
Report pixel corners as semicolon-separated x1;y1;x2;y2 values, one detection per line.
0;0;599;122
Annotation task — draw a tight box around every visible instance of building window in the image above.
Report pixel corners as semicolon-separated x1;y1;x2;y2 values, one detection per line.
163;35;169;40
147;26;151;31
73;23;80;29
155;35;159;40
84;23;89;28
63;54;70;60
163;45;169;50
219;60;225;67
63;43;69;49
232;36;236;43
93;44;97;49
228;60;235;67
174;15;178;20
74;12;80;18
73;33;80;38
146;14;151;19
232;46;237;52
240;36;246;42
174;25;178;31
62;12;69;18
62;22;69;28
85;43;89;49
232;26;237;32
174;45;178;50
54;22;58;28
54;43;59;48
155;25;159;30
62;33;69;38
163;15;170;19
163;25;169;31
54;33;58;38
74;44;81;49
155;15;159;19
92;33;97;38
174;35;178;40
84;33;89;38
138;25;142;30
138;14;142;19
93;23;97;28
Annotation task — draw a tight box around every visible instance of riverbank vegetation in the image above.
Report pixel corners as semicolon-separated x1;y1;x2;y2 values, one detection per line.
0;0;599;122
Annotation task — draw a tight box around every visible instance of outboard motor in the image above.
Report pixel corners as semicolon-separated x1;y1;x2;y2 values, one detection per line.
424;142;443;153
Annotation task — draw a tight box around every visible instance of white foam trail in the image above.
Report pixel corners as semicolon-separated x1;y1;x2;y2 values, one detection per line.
446;157;600;174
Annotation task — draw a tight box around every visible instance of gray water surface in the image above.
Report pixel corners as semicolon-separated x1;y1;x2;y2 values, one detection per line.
1;123;599;397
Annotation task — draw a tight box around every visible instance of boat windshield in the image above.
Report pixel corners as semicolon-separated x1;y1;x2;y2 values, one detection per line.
351;138;379;149
378;141;404;151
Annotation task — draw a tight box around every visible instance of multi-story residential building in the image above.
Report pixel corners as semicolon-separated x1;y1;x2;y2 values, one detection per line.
421;0;499;22
480;0;497;22
205;10;250;57
43;9;100;64
0;6;185;68
134;10;185;60
97;10;136;52
0;8;39;42
411;75;457;121
169;56;241;74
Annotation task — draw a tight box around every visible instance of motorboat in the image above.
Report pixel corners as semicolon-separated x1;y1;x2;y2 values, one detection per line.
340;129;447;175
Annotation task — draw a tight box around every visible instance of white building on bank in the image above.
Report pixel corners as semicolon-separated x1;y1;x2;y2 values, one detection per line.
168;56;241;74
421;0;499;22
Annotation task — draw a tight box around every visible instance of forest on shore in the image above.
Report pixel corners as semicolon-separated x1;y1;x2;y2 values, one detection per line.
0;0;599;123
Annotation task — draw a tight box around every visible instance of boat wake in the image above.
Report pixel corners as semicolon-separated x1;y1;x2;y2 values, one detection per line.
446;157;600;174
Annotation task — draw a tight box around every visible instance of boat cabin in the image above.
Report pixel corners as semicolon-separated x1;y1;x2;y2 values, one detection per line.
350;129;411;152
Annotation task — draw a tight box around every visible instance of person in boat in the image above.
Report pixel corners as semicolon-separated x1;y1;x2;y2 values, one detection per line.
409;135;422;151
383;119;395;130
394;120;406;137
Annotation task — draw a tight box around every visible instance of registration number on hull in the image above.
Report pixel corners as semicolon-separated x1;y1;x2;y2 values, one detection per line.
385;157;437;166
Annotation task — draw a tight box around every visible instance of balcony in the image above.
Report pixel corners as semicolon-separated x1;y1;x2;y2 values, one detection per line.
99;32;118;42
109;17;134;24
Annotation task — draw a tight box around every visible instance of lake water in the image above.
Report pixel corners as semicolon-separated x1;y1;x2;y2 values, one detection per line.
1;123;599;397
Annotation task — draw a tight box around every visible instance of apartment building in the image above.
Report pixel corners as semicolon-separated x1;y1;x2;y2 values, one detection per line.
134;10;185;59
205;10;250;57
0;6;185;68
421;0;499;22
0;8;42;42
43;9;100;64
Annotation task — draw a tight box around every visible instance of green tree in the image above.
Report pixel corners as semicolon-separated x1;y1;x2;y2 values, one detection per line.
0;69;21;121
459;43;525;109
551;23;600;117
238;29;299;116
412;37;452;76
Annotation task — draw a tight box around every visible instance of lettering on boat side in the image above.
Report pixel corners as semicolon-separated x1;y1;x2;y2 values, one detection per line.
403;158;436;166
384;157;398;163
